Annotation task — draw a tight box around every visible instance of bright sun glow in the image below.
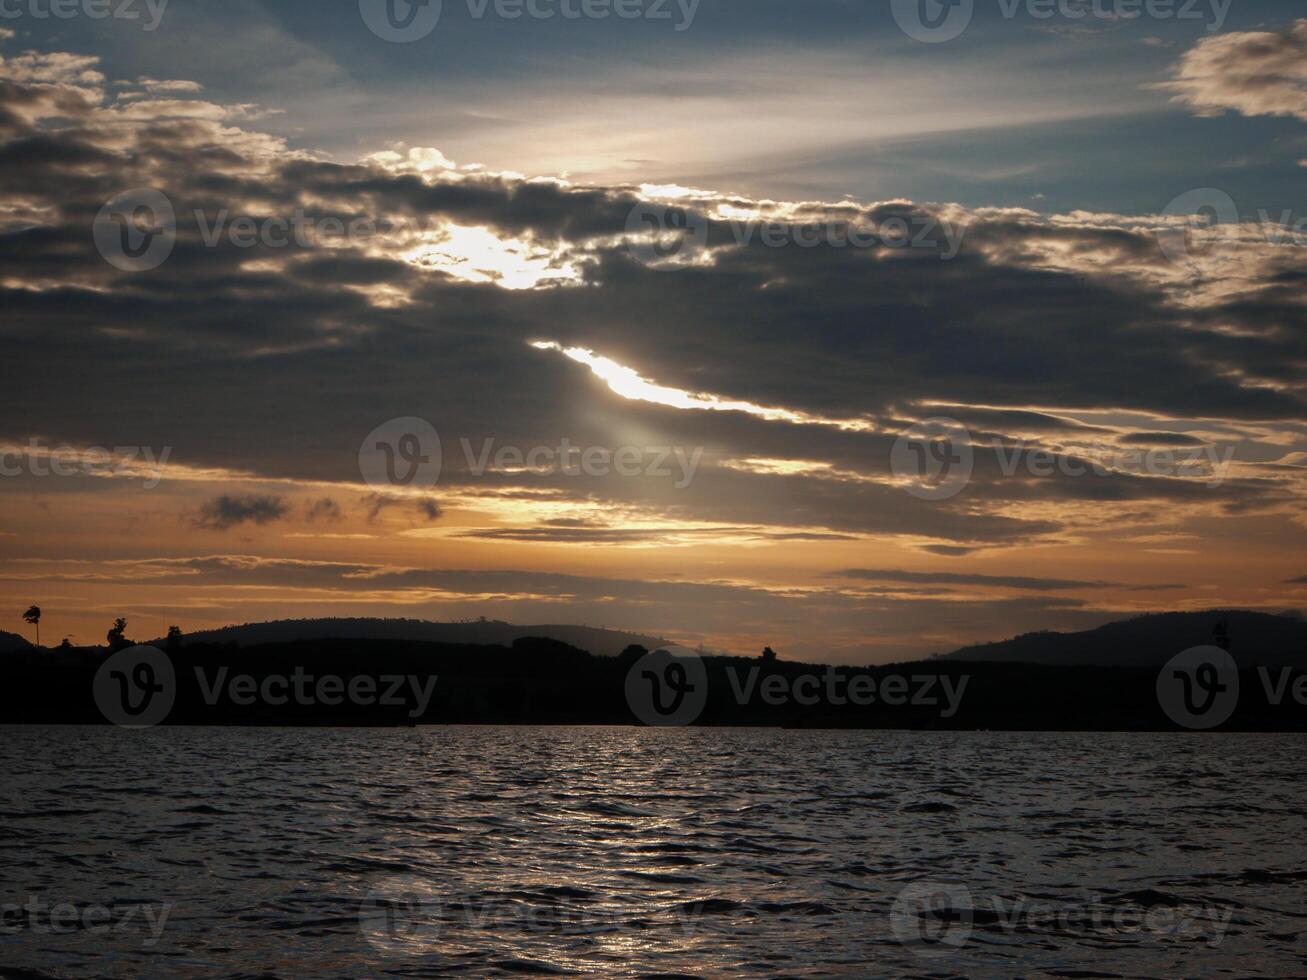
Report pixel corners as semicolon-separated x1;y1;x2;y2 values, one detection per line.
530;341;874;430
399;225;583;290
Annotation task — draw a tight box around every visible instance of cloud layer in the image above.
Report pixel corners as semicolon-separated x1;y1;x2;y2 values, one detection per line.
1;31;1304;660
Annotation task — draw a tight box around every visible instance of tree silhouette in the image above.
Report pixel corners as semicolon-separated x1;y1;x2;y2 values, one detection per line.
106;617;130;652
761;646;777;663
22;605;40;647
166;625;183;653
619;644;649;661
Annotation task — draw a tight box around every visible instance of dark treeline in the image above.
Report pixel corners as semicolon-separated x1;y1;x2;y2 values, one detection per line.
1;637;1305;730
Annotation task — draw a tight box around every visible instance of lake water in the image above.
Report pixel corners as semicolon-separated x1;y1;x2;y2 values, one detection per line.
1;726;1304;977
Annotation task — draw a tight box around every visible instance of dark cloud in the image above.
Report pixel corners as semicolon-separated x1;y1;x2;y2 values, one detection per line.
305;497;342;522
919;545;983;557
1116;432;1209;447
359;494;443;524
193;494;290;530
0;38;1302;561
361;494;403;524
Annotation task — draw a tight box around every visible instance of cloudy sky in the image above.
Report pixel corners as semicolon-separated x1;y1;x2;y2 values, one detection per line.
2;1;1305;662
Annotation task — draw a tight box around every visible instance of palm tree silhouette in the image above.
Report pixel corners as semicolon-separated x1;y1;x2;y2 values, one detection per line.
22;605;40;647
106;617;129;651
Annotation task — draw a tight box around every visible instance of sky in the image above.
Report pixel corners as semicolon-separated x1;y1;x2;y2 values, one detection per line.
1;1;1306;662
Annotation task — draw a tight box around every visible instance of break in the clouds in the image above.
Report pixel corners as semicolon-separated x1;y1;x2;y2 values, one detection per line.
0;24;1304;661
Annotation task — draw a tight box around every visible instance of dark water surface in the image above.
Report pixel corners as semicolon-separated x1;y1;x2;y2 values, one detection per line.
1;726;1304;978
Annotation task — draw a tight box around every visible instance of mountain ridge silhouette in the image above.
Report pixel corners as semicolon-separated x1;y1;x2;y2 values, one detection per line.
936;609;1307;668
141;609;1307;666
0;630;32;652
150;617;679;659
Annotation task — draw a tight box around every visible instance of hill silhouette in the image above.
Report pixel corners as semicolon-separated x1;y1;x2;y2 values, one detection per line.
0;630;32;653
5;608;1304;729
3;633;1304;730
938;610;1307;668
155;617;678;658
